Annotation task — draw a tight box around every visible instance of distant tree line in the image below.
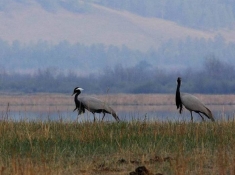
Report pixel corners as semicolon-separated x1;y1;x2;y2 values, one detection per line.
1;58;235;94
35;0;92;13
1;34;235;74
2;0;92;13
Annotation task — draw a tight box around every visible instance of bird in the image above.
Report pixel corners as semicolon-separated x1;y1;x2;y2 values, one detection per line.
72;87;120;122
175;77;215;122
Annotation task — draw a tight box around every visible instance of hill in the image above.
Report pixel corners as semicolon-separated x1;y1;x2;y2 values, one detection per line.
0;1;234;51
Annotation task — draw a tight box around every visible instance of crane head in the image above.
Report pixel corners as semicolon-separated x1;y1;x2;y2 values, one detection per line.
72;87;84;96
177;77;181;85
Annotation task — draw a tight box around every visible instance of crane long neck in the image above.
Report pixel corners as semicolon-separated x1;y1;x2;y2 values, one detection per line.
74;92;80;103
176;82;182;112
176;82;180;95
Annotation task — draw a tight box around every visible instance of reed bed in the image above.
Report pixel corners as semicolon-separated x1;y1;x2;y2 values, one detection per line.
0;93;235;112
1;93;235;107
0;120;234;174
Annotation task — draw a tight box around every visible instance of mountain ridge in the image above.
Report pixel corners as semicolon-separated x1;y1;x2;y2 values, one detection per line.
1;1;233;51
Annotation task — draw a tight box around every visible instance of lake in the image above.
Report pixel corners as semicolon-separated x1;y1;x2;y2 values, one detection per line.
1;104;235;122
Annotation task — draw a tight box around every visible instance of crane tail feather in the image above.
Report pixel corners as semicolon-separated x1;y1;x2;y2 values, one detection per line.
204;107;215;122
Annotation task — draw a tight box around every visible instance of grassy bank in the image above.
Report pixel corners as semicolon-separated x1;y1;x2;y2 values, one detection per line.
0;121;234;174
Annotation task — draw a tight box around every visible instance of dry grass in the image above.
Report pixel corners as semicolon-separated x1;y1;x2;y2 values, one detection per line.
0;121;234;174
0;94;235;174
0;93;235;107
0;93;235;114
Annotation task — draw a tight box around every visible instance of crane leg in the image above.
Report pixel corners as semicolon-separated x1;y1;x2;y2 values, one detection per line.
102;112;106;121
190;111;194;122
76;115;80;122
76;111;82;122
198;113;205;121
92;113;96;122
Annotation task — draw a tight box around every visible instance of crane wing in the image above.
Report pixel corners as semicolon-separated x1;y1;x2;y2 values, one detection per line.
78;96;110;112
180;93;206;112
77;96;120;121
180;93;213;120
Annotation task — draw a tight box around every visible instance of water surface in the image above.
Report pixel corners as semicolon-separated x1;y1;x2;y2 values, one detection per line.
1;104;235;122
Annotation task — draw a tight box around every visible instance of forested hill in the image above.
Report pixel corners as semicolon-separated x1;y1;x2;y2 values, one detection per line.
95;0;235;30
1;0;235;75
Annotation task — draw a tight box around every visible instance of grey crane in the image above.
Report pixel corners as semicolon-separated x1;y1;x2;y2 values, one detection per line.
175;77;215;122
72;87;120;122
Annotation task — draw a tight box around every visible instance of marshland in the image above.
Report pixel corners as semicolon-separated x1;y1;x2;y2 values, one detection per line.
2;1;235;174
0;94;235;174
